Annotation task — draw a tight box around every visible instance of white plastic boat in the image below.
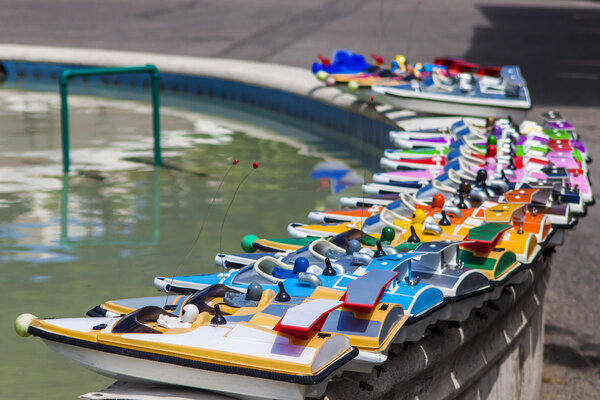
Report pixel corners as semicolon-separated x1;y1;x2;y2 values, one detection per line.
372;66;531;118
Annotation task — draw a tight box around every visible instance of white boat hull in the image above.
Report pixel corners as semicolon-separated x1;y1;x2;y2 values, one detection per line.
339;196;394;208
362;182;419;195
372;91;529;120
43;339;333;400
336;85;378;103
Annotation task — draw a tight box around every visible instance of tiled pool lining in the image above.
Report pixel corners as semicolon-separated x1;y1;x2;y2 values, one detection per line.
0;44;396;152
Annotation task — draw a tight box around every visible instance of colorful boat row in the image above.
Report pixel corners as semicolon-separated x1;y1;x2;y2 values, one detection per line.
313;50;532;118
15;106;591;397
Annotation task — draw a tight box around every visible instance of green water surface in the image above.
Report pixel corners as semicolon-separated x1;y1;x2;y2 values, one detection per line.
0;88;370;399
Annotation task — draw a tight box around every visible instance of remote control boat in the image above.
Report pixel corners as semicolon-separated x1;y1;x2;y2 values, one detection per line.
20;280;419;399
287;203;540;265
371;66;531;118
86;275;411;374
228;224;519;286
309;185;568;233
156;232;515;316
154;235;513;335
155;253;445;323
311;50;406;101
17;291;356;400
501;187;573;228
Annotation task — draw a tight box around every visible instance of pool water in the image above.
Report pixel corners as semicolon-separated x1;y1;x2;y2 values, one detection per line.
0;88;371;399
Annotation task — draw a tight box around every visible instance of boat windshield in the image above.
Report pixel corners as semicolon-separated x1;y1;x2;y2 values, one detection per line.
231;265;276;286
185;284;243;314
329;229;379;248
112;306;171;334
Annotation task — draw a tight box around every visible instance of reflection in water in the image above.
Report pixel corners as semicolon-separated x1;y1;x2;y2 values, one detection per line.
0;88;367;399
60;169;161;249
311;160;364;194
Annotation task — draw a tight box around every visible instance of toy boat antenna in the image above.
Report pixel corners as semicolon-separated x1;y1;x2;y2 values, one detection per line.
370;53;384;66
163;159;239;307
360;96;375;222
317;54;330;68
218;162;260;281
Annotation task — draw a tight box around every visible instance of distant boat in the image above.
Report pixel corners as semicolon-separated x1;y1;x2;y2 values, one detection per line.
372;66;532;118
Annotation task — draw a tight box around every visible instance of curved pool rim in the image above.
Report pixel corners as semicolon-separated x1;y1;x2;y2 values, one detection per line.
0;44;399;153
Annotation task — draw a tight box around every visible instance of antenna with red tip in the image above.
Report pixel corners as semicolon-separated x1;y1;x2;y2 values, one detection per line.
163;158;239;305
360;96;376;222
219;162;260;277
370;53;384;65
317;54;331;68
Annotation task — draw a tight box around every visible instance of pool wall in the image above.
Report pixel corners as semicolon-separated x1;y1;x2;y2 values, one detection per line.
0;44;397;152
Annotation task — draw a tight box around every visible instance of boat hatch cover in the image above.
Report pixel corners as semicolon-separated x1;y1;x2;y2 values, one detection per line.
462;223;512;253
273;299;343;340
342;270;399;313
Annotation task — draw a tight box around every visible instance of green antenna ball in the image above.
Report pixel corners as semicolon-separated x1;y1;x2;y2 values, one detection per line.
316;70;329;81
347;81;360;93
15;313;37;337
486;135;498;146
241;234;259;253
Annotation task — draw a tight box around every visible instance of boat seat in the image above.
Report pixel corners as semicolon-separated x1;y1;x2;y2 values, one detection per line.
271;257;310;279
253;256;294;283
309;239;345;261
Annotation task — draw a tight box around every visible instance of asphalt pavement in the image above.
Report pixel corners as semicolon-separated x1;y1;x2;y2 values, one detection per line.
1;0;598;398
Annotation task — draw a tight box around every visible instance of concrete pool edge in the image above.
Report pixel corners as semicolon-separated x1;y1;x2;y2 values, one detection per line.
0;43;545;400
0;43;399;151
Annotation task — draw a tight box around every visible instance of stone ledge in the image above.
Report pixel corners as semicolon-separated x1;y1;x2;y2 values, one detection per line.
324;257;550;400
0;43;397;128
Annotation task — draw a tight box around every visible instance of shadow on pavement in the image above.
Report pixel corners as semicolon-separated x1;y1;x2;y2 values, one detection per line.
544;324;600;370
464;5;600;108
